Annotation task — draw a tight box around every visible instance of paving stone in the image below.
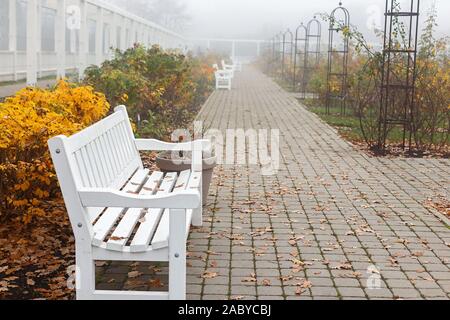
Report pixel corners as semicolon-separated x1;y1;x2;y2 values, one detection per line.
310;286;339;297
338;287;367;298
257;286;283;296
392;288;422;299
418;288;447;298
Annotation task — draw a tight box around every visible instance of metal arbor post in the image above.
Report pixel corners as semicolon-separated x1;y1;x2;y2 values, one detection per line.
274;33;283;78
326;2;350;115
281;29;294;83
305;17;322;99
378;0;420;151
292;23;308;97
270;36;276;75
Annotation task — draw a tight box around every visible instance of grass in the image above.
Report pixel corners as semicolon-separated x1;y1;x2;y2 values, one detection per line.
307;104;365;142
303;100;449;156
302;100;415;146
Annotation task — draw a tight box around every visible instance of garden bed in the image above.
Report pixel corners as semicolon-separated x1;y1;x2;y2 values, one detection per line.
302;100;450;159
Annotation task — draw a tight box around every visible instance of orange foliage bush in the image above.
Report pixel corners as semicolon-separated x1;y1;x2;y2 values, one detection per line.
0;81;109;223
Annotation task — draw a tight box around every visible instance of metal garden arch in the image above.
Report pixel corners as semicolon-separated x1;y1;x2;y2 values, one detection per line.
326;2;350;115
305;17;322;98
378;0;420;150
293;23;308;96
281;29;294;82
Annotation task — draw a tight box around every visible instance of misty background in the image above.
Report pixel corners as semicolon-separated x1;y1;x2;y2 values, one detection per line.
111;0;450;42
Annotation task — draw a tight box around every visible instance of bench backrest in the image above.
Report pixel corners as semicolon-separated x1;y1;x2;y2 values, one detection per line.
48;106;143;238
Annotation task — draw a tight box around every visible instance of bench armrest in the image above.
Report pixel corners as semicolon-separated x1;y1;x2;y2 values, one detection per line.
79;189;201;209
135;139;211;152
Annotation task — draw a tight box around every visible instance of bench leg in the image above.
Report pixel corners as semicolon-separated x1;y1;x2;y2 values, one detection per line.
76;250;96;300
192;180;203;227
169;209;187;300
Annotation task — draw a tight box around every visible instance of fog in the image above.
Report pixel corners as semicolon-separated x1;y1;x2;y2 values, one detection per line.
183;0;449;40
113;0;450;42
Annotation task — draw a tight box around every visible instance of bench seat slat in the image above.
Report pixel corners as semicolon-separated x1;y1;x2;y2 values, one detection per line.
150;171;201;250
92;169;149;247
106;172;177;252
130;170;191;253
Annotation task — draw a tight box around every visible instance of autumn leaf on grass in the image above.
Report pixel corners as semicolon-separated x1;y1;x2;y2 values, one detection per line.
128;271;143;278
201;271;218;279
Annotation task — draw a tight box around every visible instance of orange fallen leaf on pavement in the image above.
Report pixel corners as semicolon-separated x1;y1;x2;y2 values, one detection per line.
201;271;218;279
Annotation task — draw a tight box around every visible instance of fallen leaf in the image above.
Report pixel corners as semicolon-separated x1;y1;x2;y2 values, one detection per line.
201;271;218;279
128;271;142;278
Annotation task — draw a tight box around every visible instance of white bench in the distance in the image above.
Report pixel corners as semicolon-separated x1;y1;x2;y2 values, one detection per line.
213;63;232;90
48;105;210;300
225;58;243;72
221;60;235;78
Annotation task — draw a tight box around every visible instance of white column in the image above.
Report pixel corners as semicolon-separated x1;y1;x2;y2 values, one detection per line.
256;41;261;57
110;12;117;51
127;20;136;49
148;27;153;47
9;0;17;81
95;6;103;66
36;0;41;78
56;0;66;79
145;27;150;47
26;0;38;86
78;0;87;80
120;17;126;50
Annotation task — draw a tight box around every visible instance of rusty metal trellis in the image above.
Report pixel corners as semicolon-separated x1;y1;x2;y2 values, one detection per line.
293;23;308;97
326;2;350;115
305;17;322;99
281;29;294;83
378;0;420;150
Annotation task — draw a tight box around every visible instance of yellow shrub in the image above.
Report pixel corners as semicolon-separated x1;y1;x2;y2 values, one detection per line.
0;80;109;223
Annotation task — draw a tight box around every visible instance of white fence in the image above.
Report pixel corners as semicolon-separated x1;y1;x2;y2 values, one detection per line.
192;38;268;63
0;0;188;85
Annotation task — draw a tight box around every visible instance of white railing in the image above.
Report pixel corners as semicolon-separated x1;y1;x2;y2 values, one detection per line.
192;38;269;63
0;0;188;85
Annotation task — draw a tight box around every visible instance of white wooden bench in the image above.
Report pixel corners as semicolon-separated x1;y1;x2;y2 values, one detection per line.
233;60;243;72
213;64;232;90
221;60;236;78
48;106;210;300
